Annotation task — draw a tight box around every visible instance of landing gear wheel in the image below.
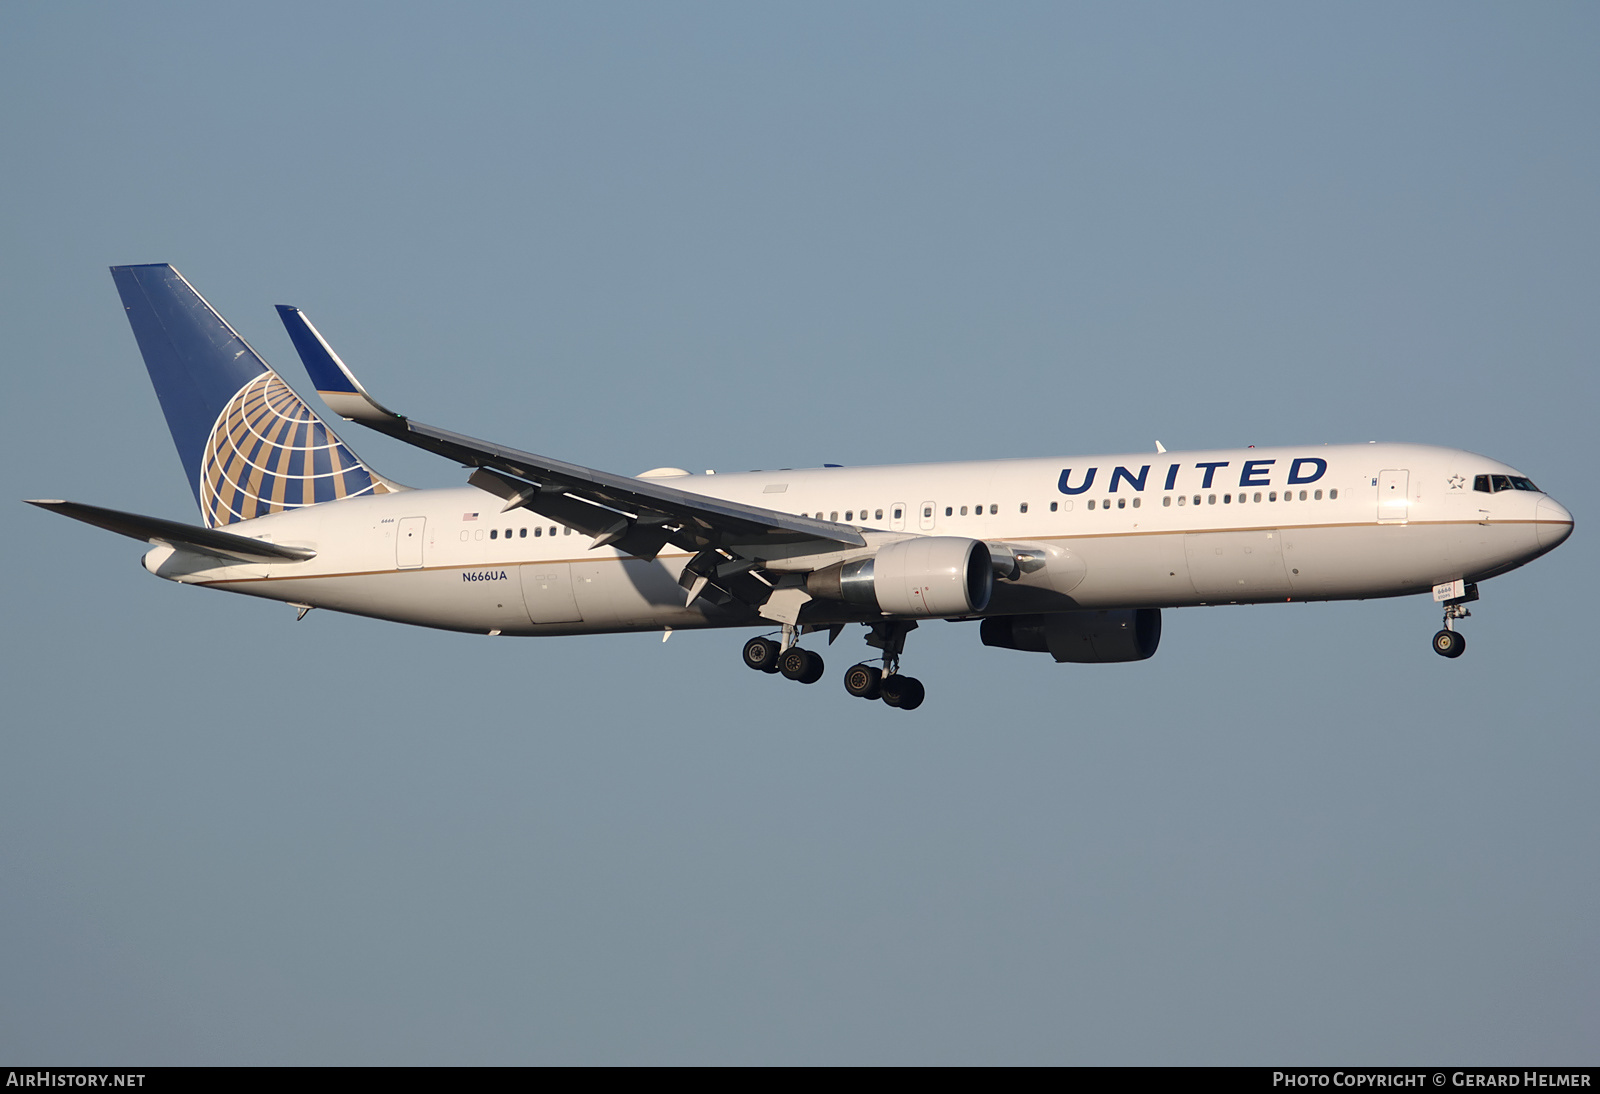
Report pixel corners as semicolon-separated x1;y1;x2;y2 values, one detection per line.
843;663;883;699
780;648;825;684
743;636;781;672
879;675;925;710
1432;629;1466;658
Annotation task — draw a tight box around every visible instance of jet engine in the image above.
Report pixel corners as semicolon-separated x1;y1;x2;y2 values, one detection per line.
980;609;1162;663
807;537;993;617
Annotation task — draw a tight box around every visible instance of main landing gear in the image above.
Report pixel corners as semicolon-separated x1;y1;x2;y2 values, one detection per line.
740;620;927;709
846;621;925;710
742;634;825;684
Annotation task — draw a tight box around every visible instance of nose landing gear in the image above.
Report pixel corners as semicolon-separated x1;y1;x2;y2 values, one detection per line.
1432;627;1466;658
1431;589;1475;659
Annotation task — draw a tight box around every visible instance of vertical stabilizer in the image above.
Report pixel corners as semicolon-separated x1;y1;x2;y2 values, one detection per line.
110;264;396;527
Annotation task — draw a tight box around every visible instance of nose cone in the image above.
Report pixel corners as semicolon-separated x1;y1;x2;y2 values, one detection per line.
1536;497;1574;549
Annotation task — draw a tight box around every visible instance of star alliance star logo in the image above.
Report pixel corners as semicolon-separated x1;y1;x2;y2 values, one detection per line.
1448;474;1466;490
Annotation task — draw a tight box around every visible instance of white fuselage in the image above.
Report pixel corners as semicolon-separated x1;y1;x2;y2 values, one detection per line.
142;443;1573;636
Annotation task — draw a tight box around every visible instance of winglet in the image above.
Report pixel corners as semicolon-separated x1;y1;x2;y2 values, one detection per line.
275;305;402;425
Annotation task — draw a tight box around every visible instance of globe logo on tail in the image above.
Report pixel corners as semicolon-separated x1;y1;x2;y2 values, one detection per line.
199;372;388;528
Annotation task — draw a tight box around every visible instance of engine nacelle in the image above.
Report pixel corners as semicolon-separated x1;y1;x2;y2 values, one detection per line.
980;609;1162;663
807;537;993;617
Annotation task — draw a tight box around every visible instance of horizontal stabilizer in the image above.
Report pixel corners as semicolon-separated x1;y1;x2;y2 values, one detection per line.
25;500;316;564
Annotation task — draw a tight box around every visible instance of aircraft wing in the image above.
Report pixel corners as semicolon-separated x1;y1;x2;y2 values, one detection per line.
275;305;866;562
25;500;317;564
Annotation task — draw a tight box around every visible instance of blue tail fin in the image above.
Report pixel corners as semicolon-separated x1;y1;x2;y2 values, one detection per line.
110;264;397;528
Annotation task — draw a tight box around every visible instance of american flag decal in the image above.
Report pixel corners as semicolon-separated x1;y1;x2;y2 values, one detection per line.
463;512;479;521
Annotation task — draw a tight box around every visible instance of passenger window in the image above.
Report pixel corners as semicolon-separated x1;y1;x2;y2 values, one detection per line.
1163;497;1171;507
1177;496;1186;506
989;504;998;515
945;507;953;516
1208;495;1216;505
1049;501;1058;512
1314;489;1323;500
534;527;542;536
1088;500;1096;510
460;530;469;541
1117;498;1126;509
1223;494;1231;504
876;509;884;520
1330;489;1338;499
1253;492;1261;503
845;511;853;521
519;527;527;538
1298;490;1307;500
1020;502;1028;513
830;511;838;522
475;529;484;541
1269;491;1277;501
1132;497;1140;508
560;527;568;535
490;529;498;539
960;506;968;516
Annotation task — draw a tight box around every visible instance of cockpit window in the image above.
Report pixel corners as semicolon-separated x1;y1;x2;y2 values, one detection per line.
1475;474;1541;494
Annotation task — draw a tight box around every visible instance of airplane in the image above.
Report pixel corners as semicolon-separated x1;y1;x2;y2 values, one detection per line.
27;264;1575;710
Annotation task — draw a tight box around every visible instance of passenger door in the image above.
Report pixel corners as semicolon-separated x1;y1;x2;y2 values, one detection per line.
1377;470;1409;524
396;516;426;569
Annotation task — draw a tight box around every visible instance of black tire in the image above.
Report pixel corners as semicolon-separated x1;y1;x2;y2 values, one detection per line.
781;647;821;682
879;674;907;707
743;636;780;672
797;650;825;685
1432;629;1466;658
895;677;925;710
843;663;883;699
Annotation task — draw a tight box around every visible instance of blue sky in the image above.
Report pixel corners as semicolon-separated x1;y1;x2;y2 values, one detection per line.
2;2;1595;1063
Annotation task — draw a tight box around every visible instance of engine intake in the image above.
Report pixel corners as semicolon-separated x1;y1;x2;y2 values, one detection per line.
807;537;993;617
980;609;1162;663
